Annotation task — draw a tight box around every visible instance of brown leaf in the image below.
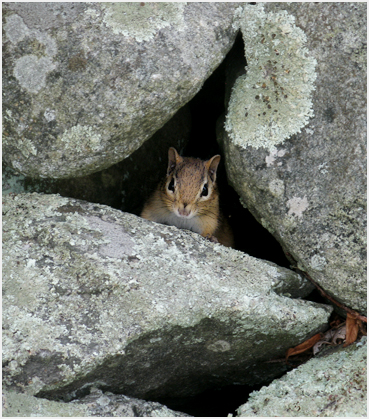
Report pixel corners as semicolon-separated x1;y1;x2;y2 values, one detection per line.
286;333;322;361
343;313;360;347
358;321;367;336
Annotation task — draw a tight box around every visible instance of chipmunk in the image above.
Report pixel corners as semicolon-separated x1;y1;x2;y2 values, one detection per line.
141;147;234;247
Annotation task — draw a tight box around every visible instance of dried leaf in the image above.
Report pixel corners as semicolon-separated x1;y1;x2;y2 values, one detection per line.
344;313;359;347
286;333;322;361
358;321;367;336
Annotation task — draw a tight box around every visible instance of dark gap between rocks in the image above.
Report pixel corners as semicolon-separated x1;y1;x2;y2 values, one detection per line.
184;34;290;269
142;33;327;416
152;383;264;417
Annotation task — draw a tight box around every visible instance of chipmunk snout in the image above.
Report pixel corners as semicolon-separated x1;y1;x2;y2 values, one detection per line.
176;203;194;218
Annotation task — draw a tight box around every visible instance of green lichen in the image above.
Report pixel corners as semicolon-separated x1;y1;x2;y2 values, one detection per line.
60;125;104;153
225;4;317;149
101;2;186;42
237;338;367;417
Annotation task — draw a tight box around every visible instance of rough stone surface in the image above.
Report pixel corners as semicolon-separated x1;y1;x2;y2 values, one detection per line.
225;4;317;149
218;2;366;313
2;388;190;417
237;337;367;417
2;105;191;213
3;193;332;402
2;2;239;178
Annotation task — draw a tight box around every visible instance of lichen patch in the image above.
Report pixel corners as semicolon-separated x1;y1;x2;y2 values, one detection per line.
286;196;309;219
14;55;56;94
225;4;317;150
5;13;58;94
59;125;104;154
101;2;186;43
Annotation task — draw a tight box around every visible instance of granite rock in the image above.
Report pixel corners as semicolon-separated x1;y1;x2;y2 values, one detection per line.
3;193;331;402
2;388;191;417
237;337;367;417
3;2;239;178
218;2;366;313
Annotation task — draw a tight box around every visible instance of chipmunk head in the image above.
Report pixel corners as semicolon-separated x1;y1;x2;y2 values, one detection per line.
163;147;220;220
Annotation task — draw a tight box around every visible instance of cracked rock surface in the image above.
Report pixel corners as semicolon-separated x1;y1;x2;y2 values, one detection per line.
3;193;332;403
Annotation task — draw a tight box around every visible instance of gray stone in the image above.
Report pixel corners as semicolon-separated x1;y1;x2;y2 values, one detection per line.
2;390;87;417
218;3;366;313
2;2;239;179
225;4;317;149
2;388;190;417
72;388;192;417
237;337;367;417
3;193;331;401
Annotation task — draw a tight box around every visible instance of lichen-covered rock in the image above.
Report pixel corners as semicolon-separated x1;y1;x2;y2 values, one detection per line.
72;388;192;417
225;4;317;149
2;388;191;417
219;3;366;312
2;2;239;178
3;193;331;401
237;337;367;417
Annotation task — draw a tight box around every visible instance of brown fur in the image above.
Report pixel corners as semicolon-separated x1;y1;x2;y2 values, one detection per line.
141;148;234;248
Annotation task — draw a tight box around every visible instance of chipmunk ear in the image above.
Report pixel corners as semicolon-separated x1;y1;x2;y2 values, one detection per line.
167;147;182;174
206;155;221;182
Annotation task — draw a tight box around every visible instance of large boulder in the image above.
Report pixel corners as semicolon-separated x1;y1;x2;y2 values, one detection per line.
2;2;239;178
3;193;331;402
218;3;366;313
237;337;367;417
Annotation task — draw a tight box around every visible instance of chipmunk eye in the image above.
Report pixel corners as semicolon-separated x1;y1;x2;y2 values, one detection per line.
201;183;208;197
168;178;175;193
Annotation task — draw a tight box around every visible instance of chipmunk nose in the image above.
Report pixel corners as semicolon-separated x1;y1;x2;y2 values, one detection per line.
178;203;191;217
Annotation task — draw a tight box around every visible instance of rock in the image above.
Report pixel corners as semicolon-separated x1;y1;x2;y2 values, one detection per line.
72;388;192;417
236;337;367;417
3;2;239;179
225;4;317;150
218;3;366;313
2;105;191;213
2;390;87;418
2;388;191;417
3;193;331;402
